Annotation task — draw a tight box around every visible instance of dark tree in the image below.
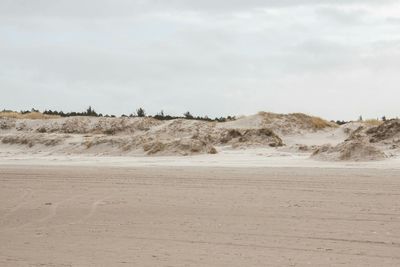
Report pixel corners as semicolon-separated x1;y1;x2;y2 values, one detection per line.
184;111;193;119
335;120;347;125
154;110;166;120
85;106;98;116
136;108;146;117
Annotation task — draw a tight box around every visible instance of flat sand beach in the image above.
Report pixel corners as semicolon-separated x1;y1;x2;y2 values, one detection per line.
1;165;400;266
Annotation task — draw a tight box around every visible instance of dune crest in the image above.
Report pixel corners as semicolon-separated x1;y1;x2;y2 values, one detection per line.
311;119;400;161
1;112;398;161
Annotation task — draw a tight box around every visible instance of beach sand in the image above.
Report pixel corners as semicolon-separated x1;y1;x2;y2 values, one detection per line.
1;165;400;266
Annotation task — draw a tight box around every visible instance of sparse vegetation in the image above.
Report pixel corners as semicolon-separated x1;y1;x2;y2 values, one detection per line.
309;116;336;129
1;135;62;147
366;119;400;143
364;119;383;126
2;107;236;122
333;116;392;126
0;111;59;120
286;113;338;130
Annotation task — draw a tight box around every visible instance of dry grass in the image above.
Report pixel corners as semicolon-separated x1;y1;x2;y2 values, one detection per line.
364;119;384;126
290;113;338;129
258;111;282;118
0;111;60;120
310;116;337;129
258;112;337;130
1;134;63;147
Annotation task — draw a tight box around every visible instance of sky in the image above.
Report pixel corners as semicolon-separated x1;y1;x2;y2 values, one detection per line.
1;0;400;120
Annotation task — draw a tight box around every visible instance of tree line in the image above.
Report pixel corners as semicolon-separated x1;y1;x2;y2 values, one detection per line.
12;107;236;122
6;108;394;125
332;115;392;125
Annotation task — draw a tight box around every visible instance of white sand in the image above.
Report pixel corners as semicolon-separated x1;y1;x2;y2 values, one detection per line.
1;148;400;169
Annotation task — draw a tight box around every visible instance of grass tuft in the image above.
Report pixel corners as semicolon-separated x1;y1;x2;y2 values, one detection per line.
0;111;60;120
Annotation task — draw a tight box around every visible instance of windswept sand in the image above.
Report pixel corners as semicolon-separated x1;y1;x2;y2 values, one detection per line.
2;112;399;161
1;165;400;266
0;112;335;157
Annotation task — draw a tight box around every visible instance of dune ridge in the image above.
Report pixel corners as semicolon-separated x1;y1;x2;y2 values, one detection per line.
1;112;398;161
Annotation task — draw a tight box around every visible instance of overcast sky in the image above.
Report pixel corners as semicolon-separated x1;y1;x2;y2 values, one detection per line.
1;0;400;120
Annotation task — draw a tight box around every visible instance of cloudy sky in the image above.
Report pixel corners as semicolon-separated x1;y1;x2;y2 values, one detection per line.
1;0;400;120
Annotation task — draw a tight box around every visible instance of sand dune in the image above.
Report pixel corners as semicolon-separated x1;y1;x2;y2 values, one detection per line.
312;120;400;161
1;112;399;161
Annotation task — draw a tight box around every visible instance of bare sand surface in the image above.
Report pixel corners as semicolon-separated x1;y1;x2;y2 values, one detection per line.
1;165;400;266
1;149;400;169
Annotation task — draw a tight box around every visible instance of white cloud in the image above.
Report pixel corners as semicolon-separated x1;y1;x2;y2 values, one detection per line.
1;0;400;119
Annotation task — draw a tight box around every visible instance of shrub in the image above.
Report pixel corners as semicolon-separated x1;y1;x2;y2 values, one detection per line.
136;108;146;117
184;111;194;119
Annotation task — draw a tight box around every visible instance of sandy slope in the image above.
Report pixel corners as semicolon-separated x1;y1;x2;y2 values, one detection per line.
2;112;399;161
1;165;400;266
0;112;335;157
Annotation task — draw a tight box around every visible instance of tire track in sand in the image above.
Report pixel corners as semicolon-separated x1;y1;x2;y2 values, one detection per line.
0;193;84;232
69;194;112;225
1;188;33;221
